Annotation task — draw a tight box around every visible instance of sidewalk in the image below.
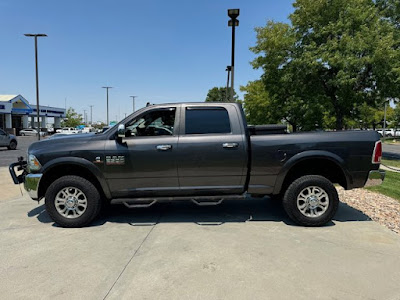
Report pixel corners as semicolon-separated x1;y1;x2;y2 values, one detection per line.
0;167;23;202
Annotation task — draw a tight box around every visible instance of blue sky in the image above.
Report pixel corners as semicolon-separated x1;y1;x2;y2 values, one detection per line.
0;0;294;123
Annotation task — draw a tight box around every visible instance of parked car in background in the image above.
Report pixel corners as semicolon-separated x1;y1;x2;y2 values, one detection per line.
377;129;400;137
57;127;81;134
0;129;17;150
19;128;46;137
82;127;93;133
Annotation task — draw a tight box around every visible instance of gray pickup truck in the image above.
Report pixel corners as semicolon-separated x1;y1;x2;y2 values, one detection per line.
0;128;17;150
10;102;384;227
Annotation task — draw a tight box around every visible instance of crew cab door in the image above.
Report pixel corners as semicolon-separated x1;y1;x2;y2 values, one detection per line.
176;104;248;195
103;106;180;198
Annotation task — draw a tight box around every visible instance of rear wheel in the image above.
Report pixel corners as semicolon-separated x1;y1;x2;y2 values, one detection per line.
45;175;102;228
282;175;339;226
7;140;17;150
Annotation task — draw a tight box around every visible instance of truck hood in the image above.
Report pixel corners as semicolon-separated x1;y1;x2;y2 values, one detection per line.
28;133;97;154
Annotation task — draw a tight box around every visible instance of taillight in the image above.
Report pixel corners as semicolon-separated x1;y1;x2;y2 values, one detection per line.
372;141;382;164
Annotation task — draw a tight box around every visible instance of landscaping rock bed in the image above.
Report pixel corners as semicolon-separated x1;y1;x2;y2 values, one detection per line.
337;187;400;234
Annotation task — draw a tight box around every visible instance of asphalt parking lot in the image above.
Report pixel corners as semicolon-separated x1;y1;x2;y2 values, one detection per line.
0;136;37;167
1;169;400;299
383;143;400;159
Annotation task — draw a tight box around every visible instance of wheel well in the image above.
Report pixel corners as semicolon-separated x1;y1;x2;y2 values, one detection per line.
38;164;105;200
281;158;347;192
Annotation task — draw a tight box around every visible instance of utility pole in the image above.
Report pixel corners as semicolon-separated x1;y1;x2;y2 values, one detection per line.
24;33;47;140
89;105;94;125
130;96;137;113
83;110;87;125
228;9;239;102
102;86;113;125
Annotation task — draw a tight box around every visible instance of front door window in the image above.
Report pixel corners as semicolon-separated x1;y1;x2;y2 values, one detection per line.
125;108;176;137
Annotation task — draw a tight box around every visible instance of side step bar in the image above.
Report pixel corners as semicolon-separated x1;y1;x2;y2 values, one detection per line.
110;194;245;208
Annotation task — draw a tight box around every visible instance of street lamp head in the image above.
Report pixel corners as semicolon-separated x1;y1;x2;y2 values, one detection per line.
228;9;240;19
226;66;232;71
228;19;239;27
24;33;47;37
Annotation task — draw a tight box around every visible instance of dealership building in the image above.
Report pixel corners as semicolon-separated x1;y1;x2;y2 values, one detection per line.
0;94;66;134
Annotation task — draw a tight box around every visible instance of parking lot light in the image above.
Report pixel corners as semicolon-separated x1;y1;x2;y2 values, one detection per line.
227;9;240;102
24;33;47;140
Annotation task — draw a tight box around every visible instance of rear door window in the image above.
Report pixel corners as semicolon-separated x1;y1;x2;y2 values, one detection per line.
185;107;231;134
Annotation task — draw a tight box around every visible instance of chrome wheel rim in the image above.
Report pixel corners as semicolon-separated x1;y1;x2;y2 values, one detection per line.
296;186;329;218
55;187;88;219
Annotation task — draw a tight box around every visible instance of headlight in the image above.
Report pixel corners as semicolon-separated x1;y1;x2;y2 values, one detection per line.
27;154;42;172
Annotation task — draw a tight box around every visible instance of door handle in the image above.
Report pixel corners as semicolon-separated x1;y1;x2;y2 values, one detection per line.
222;142;239;148
156;144;172;151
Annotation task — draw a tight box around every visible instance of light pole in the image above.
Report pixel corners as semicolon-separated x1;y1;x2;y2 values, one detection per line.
102;86;113;125
225;66;231;102
130;96;137;113
83;109;87;125
89;105;94;125
24;33;47;140
228;9;239;102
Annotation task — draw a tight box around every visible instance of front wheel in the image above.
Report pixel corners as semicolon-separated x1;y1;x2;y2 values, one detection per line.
8;140;17;150
282;175;339;226
45;175;102;228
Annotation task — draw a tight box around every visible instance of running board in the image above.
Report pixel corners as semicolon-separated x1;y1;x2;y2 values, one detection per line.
110;194;245;208
191;199;224;206
123;200;157;208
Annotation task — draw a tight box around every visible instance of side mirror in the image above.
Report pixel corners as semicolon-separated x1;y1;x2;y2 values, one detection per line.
117;124;126;138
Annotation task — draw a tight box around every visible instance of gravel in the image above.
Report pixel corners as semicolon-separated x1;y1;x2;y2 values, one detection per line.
337;187;400;234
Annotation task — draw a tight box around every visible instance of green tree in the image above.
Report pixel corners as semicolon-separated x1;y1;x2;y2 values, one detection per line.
377;0;400;29
205;87;237;102
358;103;384;130
250;22;326;131
240;80;280;125
250;0;400;130
61;108;83;128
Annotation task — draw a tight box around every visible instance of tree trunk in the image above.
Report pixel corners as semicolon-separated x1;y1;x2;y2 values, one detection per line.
292;123;297;132
335;108;343;131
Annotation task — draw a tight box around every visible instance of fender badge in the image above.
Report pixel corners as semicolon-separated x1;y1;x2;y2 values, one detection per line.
106;155;125;165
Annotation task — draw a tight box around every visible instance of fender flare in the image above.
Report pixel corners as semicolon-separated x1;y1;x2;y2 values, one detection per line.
40;157;112;199
273;150;351;194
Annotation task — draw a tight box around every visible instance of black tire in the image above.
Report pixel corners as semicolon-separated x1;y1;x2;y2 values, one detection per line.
21;133;25;136
45;175;102;228
7;140;17;150
282;175;339;227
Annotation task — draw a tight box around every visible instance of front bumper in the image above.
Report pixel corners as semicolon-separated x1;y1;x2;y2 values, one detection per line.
24;173;43;200
364;170;385;187
9;160;42;200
